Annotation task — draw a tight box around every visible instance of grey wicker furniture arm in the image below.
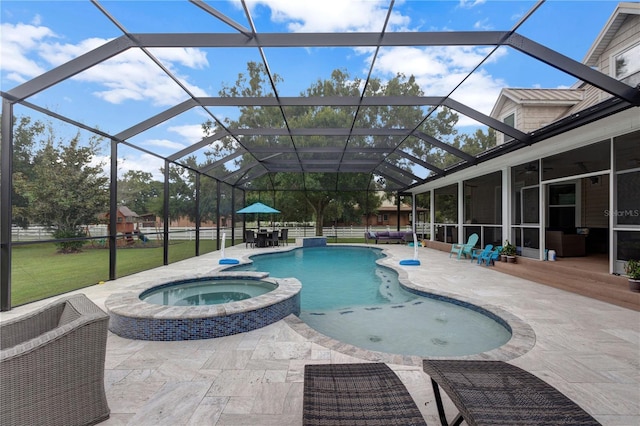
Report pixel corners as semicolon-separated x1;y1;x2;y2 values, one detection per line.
0;294;111;426
422;359;601;426
303;363;427;426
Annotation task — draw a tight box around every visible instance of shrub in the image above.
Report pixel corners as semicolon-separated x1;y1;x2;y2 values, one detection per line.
52;229;87;253
624;259;640;280
502;240;517;256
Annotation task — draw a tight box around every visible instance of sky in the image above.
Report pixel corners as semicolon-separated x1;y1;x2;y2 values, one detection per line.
0;0;623;179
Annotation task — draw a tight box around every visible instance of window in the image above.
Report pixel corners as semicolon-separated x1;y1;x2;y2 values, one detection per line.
503;113;515;127
614;43;640;79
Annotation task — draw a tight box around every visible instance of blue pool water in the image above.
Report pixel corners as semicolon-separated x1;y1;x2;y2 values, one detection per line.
232;246;414;310
140;278;276;306
230;246;511;357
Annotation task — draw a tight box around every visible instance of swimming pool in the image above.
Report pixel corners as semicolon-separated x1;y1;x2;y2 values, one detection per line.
229;246;513;357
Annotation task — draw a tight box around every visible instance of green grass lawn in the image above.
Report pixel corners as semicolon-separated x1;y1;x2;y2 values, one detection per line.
10;240;225;307
9;237;363;307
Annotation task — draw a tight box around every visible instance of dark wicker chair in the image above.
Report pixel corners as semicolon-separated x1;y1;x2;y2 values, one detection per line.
303;363;427;426
278;228;289;246
423;359;601;426
0;294;110;426
245;229;256;248
268;230;279;246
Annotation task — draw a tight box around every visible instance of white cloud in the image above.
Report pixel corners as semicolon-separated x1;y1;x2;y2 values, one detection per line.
0;22;55;82
251;0;511;125
168;124;206;143
1;20;210;106
249;0;410;32
373;45;508;125
459;0;486;9
144;138;187;151
473;18;493;31
152;48;208;70
117;154;165;180
452;71;506;124
93;152;176;180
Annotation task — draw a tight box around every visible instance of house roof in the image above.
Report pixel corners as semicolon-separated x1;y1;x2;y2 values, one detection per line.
490;3;640;128
583;2;640;67
376;205;425;212
117;206;139;218
490;88;583;118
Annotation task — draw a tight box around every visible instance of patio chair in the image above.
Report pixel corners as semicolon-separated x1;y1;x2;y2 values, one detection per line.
245;230;256;248
303;363;427;426
268;230;279;246
423;359;601;426
470;244;493;263
449;233;479;259
479;245;502;266
0;294;111;426
278;228;289;246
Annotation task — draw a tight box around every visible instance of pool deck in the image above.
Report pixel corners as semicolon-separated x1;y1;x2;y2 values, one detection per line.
2;243;638;425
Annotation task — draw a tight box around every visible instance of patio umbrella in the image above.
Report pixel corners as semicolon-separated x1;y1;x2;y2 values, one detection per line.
236;202;280;214
236;202;280;229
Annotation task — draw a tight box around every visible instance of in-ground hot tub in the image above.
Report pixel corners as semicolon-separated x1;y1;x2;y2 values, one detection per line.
140;277;278;306
105;272;301;341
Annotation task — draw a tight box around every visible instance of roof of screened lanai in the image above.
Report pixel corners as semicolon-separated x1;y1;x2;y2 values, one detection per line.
2;1;639;193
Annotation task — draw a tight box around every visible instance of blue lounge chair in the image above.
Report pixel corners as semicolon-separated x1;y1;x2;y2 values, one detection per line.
470;244;493;263
449;233;479;259
480;246;503;266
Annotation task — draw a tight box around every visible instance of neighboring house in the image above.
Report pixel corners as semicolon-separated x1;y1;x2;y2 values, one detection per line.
363;198;427;228
415;2;640;275
491;89;584;145
138;213;158;228
492;2;640;143
169;216;226;228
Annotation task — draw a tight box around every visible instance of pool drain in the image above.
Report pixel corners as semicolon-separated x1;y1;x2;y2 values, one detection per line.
369;335;382;342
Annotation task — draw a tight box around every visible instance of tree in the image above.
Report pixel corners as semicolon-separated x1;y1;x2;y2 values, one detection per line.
26;128;109;252
3;116;46;228
118;170;162;215
202;63;496;234
204;65;402;235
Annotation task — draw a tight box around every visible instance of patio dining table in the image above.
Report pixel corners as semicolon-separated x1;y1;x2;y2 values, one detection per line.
256;231;278;248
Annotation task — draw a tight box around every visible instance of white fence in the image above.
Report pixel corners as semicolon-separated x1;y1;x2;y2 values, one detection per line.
12;224;430;242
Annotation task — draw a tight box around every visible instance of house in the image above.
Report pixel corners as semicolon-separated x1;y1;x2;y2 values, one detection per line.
413;2;640;275
362;197;427;229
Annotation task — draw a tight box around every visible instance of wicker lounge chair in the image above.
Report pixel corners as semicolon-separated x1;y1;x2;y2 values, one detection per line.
0;294;111;426
423;359;601;426
303;363;427;426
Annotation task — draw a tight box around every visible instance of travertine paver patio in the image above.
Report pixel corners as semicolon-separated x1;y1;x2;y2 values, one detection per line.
2;243;638;425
